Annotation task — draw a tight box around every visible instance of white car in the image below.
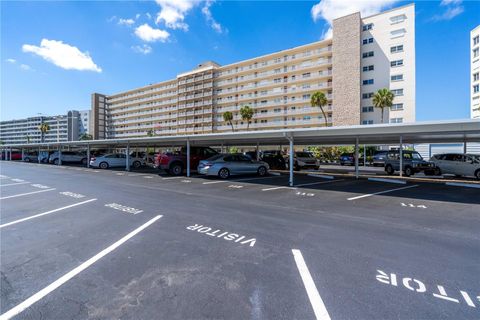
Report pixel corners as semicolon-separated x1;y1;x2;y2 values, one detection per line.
430;153;480;179
90;153;145;169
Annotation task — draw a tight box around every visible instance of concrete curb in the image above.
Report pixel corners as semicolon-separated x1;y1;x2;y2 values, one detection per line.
368;177;407;185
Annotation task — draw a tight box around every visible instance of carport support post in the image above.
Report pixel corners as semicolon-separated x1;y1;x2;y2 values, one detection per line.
8;147;12;161
399;136;403;177
86;144;90;168
355;138;359;179
363;144;366;167
288;136;294;187
58;147;62;165
463;141;467;154
38;146;41;163
186;138;191;177
21;148;24;161
256;142;260;161
126;144;130;171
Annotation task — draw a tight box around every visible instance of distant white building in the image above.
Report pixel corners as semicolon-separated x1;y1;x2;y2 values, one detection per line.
471;25;480;119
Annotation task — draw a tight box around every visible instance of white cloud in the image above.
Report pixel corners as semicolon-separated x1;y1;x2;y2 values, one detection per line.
432;0;463;21
118;18;135;26
134;24;170;42
6;58;16;64
135;13;141;20
20;64;32;71
311;0;398;39
22;39;102;72
155;0;197;31
131;44;153;54
146;12;152;20
202;0;224;33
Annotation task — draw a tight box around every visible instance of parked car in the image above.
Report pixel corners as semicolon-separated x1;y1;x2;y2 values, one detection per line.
0;152;22;160
90;153;145;169
198;153;269;179
48;151;87;165
23;152;38;162
261;150;287;170
155;146;218;176
130;151;155;165
339;153;365;166
286;151;318;170
372;151;389;167
429;153;480;179
384;150;435;177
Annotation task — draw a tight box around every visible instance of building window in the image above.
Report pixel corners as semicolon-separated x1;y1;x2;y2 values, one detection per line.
363;23;373;31
391;74;403;81
390;45;404;53
302;94;311;100
362;106;374;112
390;118;403;123
392;89;404;96
391;60;404;67
474;48;479;58
474;85;479;93
390;14;406;24
363;79;374;85
391;29;406;39
362;120;374;125
391;103;404;110
474;36;479;45
302;73;311;78
363;65;374;72
362;92;374;99
362;51;374;58
362;38;374;45
474;73;479;82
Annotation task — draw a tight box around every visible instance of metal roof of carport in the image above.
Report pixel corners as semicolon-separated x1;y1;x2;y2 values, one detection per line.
2;119;479;149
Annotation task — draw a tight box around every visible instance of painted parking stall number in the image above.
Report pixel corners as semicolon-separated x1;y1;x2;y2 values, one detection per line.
401;203;427;209
31;184;50;189
105;203;143;215
11;179;25;182
60;191;85;199
296;191;315;197
376;269;478;308
228;185;243;189
181;180;191;183
186;224;256;247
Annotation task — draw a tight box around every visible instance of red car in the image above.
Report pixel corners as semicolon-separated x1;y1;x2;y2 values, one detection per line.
0;152;22;161
155;146;218;175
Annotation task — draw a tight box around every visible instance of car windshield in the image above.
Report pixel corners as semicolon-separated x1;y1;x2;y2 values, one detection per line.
296;152;313;158
411;152;423;160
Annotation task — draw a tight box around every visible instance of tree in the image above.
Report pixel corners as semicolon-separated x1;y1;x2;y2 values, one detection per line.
38;123;50;143
310;91;329;126
79;133;93;140
239;105;254;130
223;111;235;132
146;129;155;137
25;135;31;143
372;88;395;124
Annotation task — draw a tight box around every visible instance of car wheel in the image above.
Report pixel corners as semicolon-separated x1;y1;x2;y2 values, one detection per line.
218;168;230;179
81;158;87;165
53;159;59;165
433;167;442;176
170;162;184;176
99;162;109;169
385;165;394;175
25;158;30;162
475;169;480;180
404;166;413;177
132;161;141;169
257;166;267;177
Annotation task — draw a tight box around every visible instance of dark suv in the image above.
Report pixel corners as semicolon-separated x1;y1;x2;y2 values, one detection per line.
384;150;435;177
155;146;218;175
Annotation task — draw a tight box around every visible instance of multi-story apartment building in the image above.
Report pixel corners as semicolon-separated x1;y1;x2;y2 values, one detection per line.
471;25;480;119
0;110;91;144
92;3;415;139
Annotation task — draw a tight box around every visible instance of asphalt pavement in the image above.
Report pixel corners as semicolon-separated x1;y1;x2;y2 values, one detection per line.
0;161;479;319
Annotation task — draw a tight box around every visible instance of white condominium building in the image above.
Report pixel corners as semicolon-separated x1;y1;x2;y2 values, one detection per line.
471;25;480;119
91;3;415;139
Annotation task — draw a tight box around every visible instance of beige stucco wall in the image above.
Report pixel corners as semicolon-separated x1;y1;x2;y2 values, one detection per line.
332;13;361;126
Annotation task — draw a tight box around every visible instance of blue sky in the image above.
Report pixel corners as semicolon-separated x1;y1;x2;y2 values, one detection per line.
1;0;479;122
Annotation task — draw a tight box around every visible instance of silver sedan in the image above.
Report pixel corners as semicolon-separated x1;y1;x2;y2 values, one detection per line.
198;154;269;179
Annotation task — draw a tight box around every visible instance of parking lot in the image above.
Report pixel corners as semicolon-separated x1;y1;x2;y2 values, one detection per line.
1;160;479;319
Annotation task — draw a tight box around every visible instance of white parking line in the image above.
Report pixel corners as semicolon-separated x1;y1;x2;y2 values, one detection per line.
262;186;291;191
203;180;227;185
307;174;334;180
0;215;162;320
295;179;344;187
162;176;185;180
0;188;56;200
445;182;480;189
0;182;30;187
143;176;153;179
292;249;331;320
233;175;283;182
347;184;419;201
0;198;97;229
368;177;406;185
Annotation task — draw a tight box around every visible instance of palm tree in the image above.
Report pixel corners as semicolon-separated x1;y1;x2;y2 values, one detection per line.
223;111;235;132
79;133;93;140
239;105;254;130
310;91;329;126
372;88;395;124
146;129;155;137
38;123;50;143
25;135;31;143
